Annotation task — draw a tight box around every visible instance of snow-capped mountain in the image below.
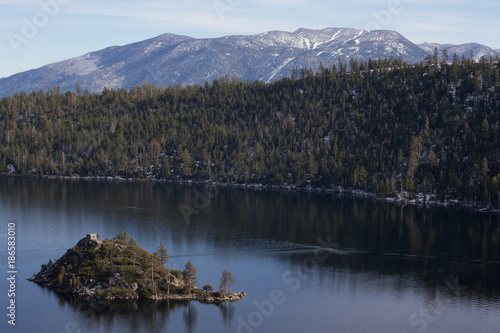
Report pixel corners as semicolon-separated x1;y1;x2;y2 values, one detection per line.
0;28;497;97
418;42;498;61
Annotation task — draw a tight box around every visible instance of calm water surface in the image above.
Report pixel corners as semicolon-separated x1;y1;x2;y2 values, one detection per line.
0;178;499;333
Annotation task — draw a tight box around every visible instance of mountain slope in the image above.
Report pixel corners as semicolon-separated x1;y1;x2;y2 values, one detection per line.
0;27;497;97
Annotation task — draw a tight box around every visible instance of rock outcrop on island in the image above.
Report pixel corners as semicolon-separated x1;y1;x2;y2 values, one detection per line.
28;233;245;303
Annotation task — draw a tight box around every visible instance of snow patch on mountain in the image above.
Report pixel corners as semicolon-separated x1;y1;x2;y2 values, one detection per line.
49;53;100;76
265;57;296;82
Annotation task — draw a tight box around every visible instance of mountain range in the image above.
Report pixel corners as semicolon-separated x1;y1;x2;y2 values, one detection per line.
0;27;498;97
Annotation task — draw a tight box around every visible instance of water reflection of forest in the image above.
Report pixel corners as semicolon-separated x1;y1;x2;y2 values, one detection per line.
58;295;237;333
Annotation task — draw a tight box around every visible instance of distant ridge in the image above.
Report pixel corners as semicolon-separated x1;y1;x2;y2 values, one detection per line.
0;27;498;97
418;42;498;60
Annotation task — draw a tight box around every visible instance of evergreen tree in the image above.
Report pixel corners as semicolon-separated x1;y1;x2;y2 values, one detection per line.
101;238;116;261
183;260;198;295
116;230;130;242
158;241;169;266
219;269;235;295
127;238;139;266
442;49;449;64
225;270;235;294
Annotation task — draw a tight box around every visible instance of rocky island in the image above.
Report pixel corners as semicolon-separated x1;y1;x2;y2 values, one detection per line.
28;232;245;303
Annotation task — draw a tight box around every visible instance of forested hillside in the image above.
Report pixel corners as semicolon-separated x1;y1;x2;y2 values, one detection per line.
1;53;499;204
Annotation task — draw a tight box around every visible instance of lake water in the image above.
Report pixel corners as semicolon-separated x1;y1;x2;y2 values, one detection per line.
1;178;499;333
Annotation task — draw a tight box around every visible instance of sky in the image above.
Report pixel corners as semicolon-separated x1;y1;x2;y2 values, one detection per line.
0;0;499;79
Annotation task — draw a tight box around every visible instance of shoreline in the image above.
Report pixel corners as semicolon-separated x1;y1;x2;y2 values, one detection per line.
34;285;247;304
2;173;499;214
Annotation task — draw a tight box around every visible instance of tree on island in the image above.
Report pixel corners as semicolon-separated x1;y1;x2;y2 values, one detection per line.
101;238;116;261
116;229;130;242
158;241;169;266
219;269;235;295
127;238;139;266
183;260;198;296
41;259;54;272
158;241;170;297
148;252;162;299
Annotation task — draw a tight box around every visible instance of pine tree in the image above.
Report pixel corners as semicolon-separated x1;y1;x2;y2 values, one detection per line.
150;253;160;298
116;229;130;242
219;271;227;295
433;48;439;66
101;238;115;261
181;149;192;176
219;269;235;295
442;49;449;64
127;238;139;266
183;260;198;295
158;241;169;266
226;270;235;294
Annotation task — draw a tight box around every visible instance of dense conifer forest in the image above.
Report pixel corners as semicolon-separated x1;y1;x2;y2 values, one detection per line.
1;52;499;204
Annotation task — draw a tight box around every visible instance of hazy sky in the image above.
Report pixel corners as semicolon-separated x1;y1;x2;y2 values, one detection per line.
0;0;499;78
